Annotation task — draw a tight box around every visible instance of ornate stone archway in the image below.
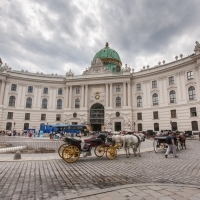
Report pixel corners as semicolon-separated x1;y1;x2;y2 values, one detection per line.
90;103;104;131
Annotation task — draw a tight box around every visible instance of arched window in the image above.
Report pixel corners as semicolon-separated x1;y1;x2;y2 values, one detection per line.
6;122;12;130
57;99;62;109
154;123;159;131
28;86;33;93
9;96;15;107
191;121;198;131
152;93;158;105
138;123;142;131
42;98;47;109
75;99;80;108
188;86;196;100
137;96;142;107
116;65;121;72
116;97;121;107
26;97;32;108
169;90;176;103
24;123;29;130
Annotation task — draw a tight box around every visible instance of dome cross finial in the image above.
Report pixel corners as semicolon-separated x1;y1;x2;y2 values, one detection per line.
105;42;109;47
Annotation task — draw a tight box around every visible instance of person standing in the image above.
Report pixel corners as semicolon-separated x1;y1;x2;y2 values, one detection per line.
165;132;178;158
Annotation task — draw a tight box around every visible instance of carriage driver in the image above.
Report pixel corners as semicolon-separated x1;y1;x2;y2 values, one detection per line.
165;132;178;158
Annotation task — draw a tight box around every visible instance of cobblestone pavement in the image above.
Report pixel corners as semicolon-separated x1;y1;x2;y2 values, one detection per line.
0;140;200;200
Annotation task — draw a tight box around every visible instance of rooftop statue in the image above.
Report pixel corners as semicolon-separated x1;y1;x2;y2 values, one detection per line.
66;69;74;77
194;41;200;54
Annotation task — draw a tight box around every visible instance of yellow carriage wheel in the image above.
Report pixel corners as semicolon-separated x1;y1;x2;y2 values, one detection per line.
58;144;68;158
106;146;117;160
94;145;105;157
62;145;80;163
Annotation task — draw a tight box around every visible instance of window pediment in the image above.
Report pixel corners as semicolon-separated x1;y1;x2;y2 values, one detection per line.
186;81;196;87
150;90;159;95
135;92;143;96
167;86;177;91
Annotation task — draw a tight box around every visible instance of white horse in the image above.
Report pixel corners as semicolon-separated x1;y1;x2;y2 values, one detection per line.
123;133;145;158
112;133;145;158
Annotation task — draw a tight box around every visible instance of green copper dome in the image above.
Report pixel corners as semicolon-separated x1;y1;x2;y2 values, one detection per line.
93;43;122;73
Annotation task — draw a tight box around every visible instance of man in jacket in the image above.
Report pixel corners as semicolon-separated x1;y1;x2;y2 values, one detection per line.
165;132;178;158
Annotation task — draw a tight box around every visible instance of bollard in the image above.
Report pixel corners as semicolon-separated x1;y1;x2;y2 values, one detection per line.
14;151;21;160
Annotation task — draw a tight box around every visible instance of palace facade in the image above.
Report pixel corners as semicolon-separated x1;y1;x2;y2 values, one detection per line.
0;41;200;132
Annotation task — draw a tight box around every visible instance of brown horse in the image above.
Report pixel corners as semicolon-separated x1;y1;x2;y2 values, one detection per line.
177;133;186;149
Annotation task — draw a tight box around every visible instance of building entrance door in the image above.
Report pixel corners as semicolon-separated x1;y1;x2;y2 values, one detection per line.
115;122;121;131
90;103;104;131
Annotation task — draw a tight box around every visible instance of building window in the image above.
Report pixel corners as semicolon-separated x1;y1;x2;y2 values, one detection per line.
171;110;176;118
56;114;61;121
137;113;142;120
169;90;176;103
28;86;33;93
172;122;178;131
6;122;12;130
57;99;62;109
26;97;32;108
154;123;159;131
116;85;120;92
24;123;29;130
116;65;121;72
43;87;48;94
138;123;142;131
136;83;141;91
7;112;13;119
152;93;158;105
76;87;80;94
116;97;121;107
25;113;30;120
42;99;47;109
188;86;196;100
169;76;174;85
137;96;142;107
187;71;194;80
41;114;46;121
58;88;62;95
9;96;16;107
75;98;80;108
152;80;157;88
191;121;198;131
11;84;17;91
153;111;158;119
190;107;197;117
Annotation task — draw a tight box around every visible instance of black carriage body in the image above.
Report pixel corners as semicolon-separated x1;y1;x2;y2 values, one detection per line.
64;137;82;150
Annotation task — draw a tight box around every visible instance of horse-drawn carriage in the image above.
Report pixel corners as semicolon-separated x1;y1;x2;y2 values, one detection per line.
58;133;118;163
153;135;181;153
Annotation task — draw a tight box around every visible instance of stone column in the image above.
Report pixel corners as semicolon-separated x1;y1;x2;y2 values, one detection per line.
109;83;113;107
158;78;163;104
123;82;126;106
37;86;42;108
85;84;88;107
33;86;38;108
20;84;26;107
106;83;109;107
81;84;85;108
17;83;23;107
52;87;56;109
127;81;131;106
65;85;69;108
0;80;6;104
69;85;72;108
175;73;182;102
180;71;186;101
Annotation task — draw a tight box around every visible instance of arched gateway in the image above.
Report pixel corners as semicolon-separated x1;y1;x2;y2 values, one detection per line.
90;103;104;131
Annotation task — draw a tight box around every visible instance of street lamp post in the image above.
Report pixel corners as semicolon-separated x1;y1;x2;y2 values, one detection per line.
170;120;172;131
13;122;16;136
134;122;136;131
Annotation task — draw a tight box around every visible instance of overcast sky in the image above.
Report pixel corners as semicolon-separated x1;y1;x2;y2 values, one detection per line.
0;0;200;76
